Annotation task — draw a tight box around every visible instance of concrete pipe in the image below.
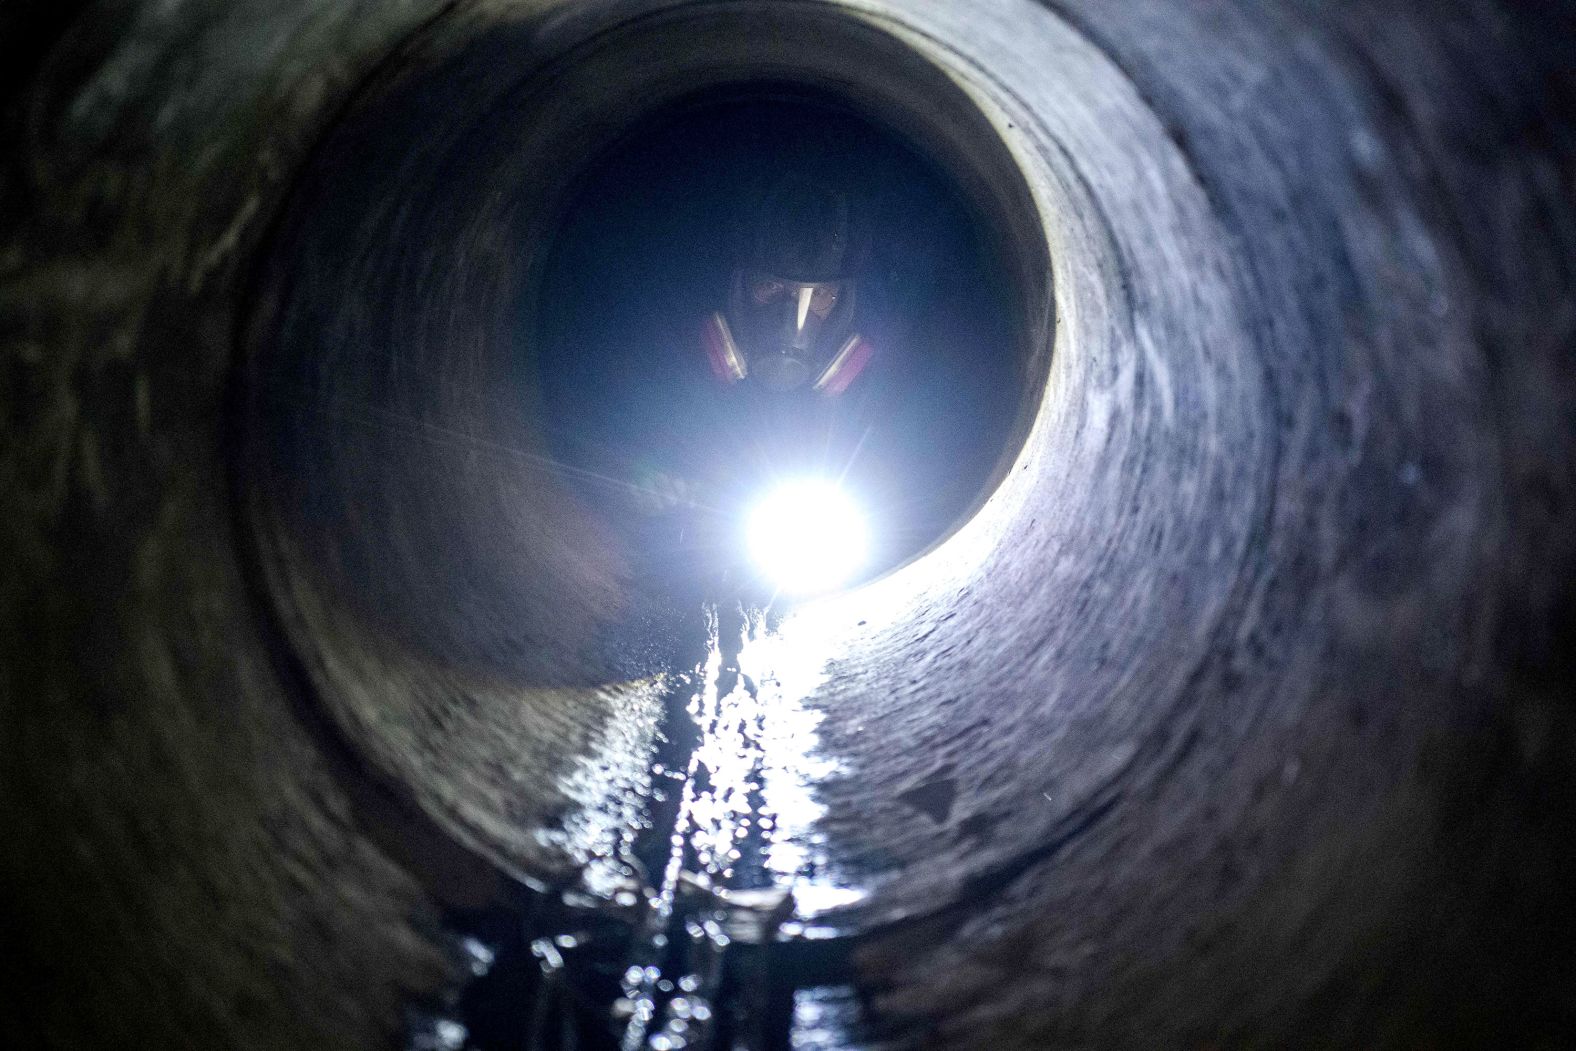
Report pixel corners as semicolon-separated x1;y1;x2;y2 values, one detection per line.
2;0;1573;1048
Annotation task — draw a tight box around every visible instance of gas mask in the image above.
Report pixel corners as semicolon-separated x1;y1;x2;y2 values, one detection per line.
704;176;875;395
725;269;856;389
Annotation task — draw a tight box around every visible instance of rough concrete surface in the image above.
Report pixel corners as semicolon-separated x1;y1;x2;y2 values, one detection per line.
2;0;1574;1047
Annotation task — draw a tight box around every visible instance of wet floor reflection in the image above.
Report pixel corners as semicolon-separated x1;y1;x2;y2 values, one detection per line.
531;680;667;902
417;600;874;1051
683;605;866;914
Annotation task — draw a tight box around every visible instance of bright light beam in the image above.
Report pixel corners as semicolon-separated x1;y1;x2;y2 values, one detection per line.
746;479;868;594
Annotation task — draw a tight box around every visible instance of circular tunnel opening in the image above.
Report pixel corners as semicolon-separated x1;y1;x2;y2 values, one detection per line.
238;0;1051;902
534;88;1032;594
12;0;1576;1045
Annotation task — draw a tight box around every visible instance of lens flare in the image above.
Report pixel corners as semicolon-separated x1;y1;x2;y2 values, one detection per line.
746;480;868;594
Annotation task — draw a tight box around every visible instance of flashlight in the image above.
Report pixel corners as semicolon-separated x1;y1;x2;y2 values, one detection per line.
746;479;868;594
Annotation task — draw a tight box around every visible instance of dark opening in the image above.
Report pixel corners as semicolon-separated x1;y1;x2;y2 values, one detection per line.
533;89;1024;593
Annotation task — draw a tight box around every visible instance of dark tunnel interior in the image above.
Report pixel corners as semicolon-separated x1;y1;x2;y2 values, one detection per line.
534;92;1026;588
3;1;1575;1049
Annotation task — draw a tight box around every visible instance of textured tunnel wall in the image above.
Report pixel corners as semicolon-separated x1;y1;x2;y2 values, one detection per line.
239;2;1052;888
3;0;1574;1048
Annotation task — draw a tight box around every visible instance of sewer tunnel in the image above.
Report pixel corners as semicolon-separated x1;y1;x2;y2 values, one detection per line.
2;0;1574;1047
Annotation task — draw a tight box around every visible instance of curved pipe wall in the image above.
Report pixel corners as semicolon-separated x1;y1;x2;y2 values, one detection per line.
239;5;1051;890
3;0;1573;1048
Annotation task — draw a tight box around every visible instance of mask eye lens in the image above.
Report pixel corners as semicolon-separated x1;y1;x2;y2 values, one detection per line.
810;284;839;319
751;278;785;304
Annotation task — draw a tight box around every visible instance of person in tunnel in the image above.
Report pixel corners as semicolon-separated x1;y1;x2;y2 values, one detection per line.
544;161;891;575
701;173;876;397
649;170;889;594
536;99;1013;593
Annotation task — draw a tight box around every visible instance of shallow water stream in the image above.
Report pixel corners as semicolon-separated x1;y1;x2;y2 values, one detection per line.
413;601;879;1051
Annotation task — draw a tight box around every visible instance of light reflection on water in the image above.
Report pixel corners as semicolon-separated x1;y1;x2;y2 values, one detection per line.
606;601;872;1049
730;608;867;920
677;605;869;926
531;678;666;899
790;986;870;1051
433;604;876;1051
534;600;869;923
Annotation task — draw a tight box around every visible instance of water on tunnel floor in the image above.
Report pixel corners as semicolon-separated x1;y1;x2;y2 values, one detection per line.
416;599;877;1051
242;56;1038;1050
7;0;1575;1045
398;93;1028;1046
